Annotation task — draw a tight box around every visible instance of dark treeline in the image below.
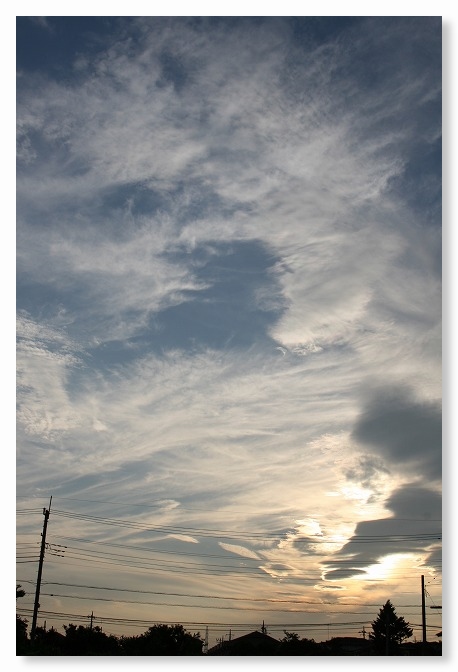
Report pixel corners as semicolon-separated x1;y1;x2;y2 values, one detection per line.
17;622;204;656
16;620;442;656
17;589;441;656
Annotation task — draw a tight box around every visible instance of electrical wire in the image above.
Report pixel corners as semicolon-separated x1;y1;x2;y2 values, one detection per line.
17;504;442;635
49;508;441;544
41;592;419;614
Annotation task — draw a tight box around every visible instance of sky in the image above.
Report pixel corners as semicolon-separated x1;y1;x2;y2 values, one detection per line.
15;11;443;651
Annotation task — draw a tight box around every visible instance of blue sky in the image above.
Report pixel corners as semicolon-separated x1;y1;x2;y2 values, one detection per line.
16;14;442;646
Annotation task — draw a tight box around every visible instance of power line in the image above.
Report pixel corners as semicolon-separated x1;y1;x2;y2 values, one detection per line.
49;509;296;540
40;580;424;609
42;543;265;572
17;503;441;637
17;496;443;523
34;552;441;576
40;593;411;614
36;539;442;577
17;530;442;582
17;606;373;632
49;508;441;544
43;532;441;567
18;495;277;515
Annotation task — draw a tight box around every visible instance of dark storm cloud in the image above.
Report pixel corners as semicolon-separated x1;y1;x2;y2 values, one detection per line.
352;385;442;482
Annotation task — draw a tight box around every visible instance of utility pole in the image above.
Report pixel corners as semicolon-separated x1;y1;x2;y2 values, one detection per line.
31;496;52;639
421;574;427;651
89;611;94;631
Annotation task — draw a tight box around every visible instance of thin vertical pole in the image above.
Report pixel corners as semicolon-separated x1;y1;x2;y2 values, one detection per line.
31;497;52;639
421;574;427;650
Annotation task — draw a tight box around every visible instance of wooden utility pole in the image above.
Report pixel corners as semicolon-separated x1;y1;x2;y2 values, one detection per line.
421;574;427;650
31;496;52;639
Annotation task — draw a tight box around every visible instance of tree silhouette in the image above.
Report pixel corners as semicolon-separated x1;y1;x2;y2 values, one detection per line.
277;630;324;655
62;623;120;655
120;624;203;655
16;584;29;654
369;600;413;653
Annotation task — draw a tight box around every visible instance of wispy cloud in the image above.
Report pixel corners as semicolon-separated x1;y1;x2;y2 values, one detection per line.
219;543;262;560
16;17;441;640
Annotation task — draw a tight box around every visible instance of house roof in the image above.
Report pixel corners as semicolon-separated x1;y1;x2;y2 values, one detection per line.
207;630;279;655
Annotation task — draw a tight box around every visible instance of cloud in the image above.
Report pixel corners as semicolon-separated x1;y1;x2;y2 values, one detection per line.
218;543;261;560
28;16;54;32
352;385;442;483
343;455;390;492
166;534;199;544
384;484;442;522
322;484;441;581
16;17;441;637
16;313;84;439
16;18;441;396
